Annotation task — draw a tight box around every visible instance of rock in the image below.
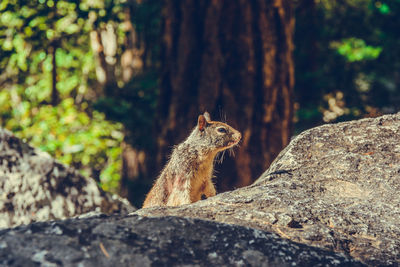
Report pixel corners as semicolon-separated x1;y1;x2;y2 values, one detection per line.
137;112;400;266
0;214;363;266
0;129;135;229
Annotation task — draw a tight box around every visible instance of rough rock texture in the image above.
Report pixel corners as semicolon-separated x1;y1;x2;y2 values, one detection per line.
0;214;363;266
0;129;135;229
137;112;400;266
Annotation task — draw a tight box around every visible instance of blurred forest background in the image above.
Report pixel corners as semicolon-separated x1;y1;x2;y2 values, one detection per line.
1;0;399;207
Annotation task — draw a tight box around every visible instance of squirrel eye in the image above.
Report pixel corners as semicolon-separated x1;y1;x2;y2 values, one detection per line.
217;127;227;133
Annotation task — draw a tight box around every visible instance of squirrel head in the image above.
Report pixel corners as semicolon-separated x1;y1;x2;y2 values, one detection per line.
195;112;241;153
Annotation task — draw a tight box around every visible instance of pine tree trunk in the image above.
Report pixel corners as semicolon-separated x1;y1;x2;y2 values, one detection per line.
156;0;294;191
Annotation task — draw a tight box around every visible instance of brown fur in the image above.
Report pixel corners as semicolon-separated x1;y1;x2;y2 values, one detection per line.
142;112;241;208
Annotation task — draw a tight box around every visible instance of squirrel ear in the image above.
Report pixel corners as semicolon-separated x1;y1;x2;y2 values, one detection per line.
198;115;207;131
203;112;211;122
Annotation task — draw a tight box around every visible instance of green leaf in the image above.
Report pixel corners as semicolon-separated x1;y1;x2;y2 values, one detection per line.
330;38;382;62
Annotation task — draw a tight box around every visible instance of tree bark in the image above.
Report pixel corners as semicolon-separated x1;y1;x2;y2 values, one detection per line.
120;142;148;207
156;0;294;191
50;41;59;106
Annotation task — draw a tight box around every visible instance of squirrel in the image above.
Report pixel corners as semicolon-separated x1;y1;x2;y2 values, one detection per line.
142;112;241;208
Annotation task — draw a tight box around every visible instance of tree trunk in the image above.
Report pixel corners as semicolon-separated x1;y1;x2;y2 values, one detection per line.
120;142;148;208
50;41;59;106
156;0;294;191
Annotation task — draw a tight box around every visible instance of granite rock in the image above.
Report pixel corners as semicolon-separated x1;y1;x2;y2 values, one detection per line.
0;214;363;266
0;129;135;229
137;113;400;266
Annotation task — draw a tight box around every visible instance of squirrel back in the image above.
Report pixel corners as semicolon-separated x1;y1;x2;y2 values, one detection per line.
142;112;241;208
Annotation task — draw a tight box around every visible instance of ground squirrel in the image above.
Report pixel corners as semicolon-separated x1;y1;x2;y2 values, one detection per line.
142;112;241;208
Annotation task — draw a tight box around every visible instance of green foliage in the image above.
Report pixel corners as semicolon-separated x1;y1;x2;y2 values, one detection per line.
331;38;382;62
0;0;129;192
0;91;124;192
0;0;125;94
375;1;390;14
295;0;400;129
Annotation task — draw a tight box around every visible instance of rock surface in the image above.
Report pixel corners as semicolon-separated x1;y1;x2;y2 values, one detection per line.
137;112;400;266
0;214;363;266
0;129;134;229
